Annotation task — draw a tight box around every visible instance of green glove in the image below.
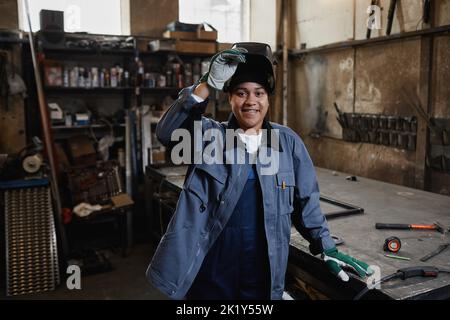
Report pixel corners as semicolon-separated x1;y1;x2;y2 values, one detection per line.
200;48;247;90
322;247;373;282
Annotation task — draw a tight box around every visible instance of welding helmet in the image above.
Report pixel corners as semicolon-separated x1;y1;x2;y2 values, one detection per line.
224;42;276;95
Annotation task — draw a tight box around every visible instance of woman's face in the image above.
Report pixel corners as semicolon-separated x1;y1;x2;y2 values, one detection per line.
229;82;269;132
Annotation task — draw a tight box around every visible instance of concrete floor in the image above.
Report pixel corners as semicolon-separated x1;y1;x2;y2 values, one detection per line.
1;242;168;300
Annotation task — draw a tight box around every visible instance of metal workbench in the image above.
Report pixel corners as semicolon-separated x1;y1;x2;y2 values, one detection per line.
144;164;450;300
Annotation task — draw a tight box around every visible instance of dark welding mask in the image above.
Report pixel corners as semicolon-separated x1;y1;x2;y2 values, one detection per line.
224;42;276;95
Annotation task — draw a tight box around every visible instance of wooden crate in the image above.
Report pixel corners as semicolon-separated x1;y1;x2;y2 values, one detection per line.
217;42;233;51
175;40;216;55
163;29;217;41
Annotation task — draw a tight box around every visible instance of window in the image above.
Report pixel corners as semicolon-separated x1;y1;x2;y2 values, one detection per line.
18;0;128;35
179;0;250;43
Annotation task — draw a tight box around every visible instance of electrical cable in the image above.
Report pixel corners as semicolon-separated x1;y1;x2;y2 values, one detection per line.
353;271;402;300
353;267;450;300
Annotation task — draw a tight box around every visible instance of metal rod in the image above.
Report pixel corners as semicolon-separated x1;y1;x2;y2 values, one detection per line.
325;209;364;220
320;195;364;211
289;24;450;57
401;86;437;134
320;195;364;220
23;0;68;258
282;0;288;126
386;0;398;36
423;0;432;24
125;112;132;195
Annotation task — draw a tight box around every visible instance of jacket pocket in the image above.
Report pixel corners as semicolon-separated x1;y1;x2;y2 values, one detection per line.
186;163;227;212
275;171;295;214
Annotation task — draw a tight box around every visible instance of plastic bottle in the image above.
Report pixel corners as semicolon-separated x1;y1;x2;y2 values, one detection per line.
110;67;117;87
105;69;110;87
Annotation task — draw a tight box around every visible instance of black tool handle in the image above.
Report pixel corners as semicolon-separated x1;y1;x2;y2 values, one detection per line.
376;223;410;230
423;0;431;24
386;0;398;35
398;266;439;280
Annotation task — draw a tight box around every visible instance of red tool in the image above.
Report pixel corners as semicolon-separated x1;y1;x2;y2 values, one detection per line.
375;222;448;234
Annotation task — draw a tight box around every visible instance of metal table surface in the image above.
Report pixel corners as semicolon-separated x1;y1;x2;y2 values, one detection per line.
290;168;450;300
146;165;450;299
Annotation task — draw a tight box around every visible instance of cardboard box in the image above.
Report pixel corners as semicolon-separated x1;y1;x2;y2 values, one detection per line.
68;135;97;166
197;29;218;41
163;29;218;41
163;30;197;40
55;143;70;169
137;38;150;51
111;193;134;209
148;39;176;52
152;149;166;164
217;42;233;51
175;40;216;55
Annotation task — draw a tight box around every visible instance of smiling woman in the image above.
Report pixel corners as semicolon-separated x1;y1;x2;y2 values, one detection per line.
147;41;373;300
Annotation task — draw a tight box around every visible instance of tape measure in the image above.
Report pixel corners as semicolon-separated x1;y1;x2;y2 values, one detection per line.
383;236;401;253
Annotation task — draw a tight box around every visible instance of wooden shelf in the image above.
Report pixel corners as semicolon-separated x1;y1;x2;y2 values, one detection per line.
42;47;135;56
52;124;125;130
44;86;180;94
139;50;213;58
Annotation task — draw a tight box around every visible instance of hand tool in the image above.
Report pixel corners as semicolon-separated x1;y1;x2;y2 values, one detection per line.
331;234;344;246
385;254;410;261
375;222;449;234
420;243;450;262
383;236;401;253
354;266;450;300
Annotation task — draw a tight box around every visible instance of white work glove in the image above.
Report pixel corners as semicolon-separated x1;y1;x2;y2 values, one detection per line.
200;48;247;90
73;202;102;217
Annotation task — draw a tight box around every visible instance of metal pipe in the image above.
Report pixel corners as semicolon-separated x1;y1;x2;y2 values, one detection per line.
386;0;398;36
423;0;432;24
23;0;68;259
289;24;450;57
125;112;132;195
282;0;288;126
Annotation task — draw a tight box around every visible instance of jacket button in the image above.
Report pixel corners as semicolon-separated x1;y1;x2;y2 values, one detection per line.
199;204;206;212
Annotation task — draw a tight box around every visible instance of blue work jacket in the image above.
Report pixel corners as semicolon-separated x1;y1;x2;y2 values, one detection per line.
146;85;335;300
